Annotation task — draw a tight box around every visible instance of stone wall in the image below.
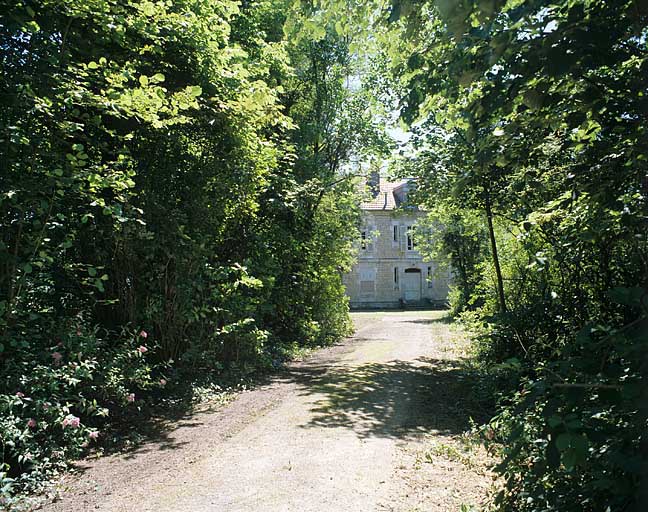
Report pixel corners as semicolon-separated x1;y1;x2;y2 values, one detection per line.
343;210;451;308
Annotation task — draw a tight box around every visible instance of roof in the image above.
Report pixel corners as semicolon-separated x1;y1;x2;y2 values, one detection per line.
361;178;410;211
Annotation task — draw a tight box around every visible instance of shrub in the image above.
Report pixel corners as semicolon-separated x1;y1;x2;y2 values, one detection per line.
0;320;159;499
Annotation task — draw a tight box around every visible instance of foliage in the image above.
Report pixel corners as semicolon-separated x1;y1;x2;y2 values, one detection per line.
365;0;648;510
0;324;157;501
0;0;386;499
413;200;487;315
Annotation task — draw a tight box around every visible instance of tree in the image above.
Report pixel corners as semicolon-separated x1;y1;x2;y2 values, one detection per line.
303;0;647;509
0;0;382;497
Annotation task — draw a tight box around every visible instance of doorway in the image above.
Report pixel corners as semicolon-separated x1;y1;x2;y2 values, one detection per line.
402;268;421;301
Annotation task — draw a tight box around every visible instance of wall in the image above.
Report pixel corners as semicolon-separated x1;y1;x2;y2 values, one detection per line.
343;210;451;308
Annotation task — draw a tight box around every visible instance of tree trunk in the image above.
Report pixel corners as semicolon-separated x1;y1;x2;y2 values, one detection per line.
484;188;507;313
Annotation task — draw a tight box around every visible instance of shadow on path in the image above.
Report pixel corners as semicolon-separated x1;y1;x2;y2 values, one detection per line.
292;356;485;440
400;317;453;325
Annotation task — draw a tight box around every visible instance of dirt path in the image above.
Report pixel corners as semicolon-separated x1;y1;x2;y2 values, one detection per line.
42;311;493;512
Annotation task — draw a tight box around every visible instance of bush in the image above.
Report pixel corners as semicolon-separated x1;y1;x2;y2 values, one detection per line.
484;309;645;511
0;320;159;500
1;0;376;501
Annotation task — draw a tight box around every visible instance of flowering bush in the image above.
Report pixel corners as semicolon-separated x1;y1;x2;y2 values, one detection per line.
0;321;161;501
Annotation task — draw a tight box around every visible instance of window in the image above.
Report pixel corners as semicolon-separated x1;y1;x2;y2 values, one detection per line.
392;223;401;248
394;267;399;289
360;226;376;252
359;267;376;298
427;266;433;288
406;226;416;251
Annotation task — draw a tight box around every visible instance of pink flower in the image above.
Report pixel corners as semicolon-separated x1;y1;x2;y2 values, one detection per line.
51;351;63;362
159;378;167;386
27;418;37;429
139;330;148;338
88;431;100;440
15;391;25;398
43;402;50;410
137;345;148;354
62;414;80;429
126;393;135;403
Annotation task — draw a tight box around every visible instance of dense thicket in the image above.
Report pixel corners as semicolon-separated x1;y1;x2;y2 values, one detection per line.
0;0;384;499
387;1;647;510
299;0;645;509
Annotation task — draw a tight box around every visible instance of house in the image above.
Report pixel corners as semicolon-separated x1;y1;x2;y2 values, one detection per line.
342;173;450;309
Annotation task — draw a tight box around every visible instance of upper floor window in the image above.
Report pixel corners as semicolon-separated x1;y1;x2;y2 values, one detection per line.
360;226;376;252
406;226;416;251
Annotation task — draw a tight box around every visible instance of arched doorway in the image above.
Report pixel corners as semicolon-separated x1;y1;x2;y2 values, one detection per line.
403;268;421;302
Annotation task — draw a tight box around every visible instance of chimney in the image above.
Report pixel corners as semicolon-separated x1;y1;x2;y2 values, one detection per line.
367;169;380;198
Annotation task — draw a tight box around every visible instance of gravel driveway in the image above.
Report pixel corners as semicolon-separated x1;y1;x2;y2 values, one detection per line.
42;311;492;512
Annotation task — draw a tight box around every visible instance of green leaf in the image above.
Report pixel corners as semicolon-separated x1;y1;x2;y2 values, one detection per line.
139;75;149;87
562;448;578;471
607;287;645;307
555;433;571;451
571;434;588;460
311;23;326;40
24;20;40;32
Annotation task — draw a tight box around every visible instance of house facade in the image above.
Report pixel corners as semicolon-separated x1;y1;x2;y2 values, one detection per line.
343;175;450;309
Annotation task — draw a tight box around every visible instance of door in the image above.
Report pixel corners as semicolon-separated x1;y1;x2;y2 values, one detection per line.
402;269;421;301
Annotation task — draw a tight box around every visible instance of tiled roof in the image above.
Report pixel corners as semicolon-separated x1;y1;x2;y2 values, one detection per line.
361;179;409;211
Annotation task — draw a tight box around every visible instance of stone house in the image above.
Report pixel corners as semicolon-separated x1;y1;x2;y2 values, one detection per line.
343;174;450;309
